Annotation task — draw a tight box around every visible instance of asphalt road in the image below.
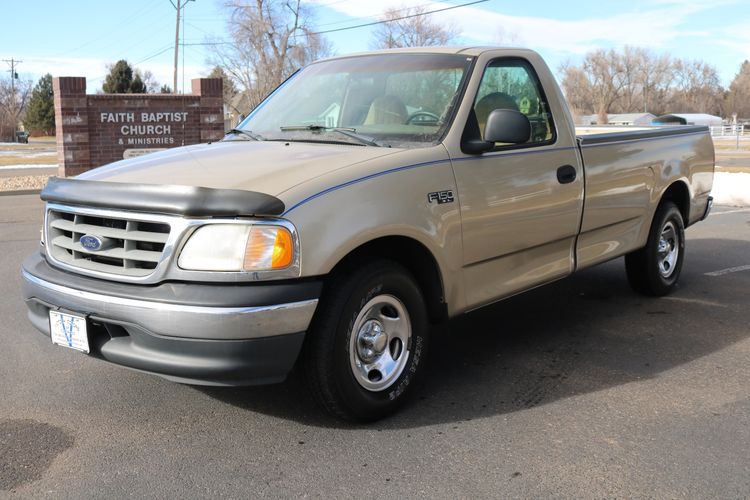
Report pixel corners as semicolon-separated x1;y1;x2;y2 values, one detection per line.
2;194;749;498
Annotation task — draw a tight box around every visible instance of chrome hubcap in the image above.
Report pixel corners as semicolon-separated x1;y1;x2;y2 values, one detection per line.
349;294;411;392
657;221;679;278
356;320;387;363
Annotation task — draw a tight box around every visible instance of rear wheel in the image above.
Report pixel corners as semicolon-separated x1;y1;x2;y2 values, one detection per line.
625;201;685;296
302;260;429;422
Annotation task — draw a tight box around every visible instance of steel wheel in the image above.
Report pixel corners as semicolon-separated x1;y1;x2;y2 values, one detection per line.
349;294;412;392
303;259;429;421
657;220;680;278
625;201;685;296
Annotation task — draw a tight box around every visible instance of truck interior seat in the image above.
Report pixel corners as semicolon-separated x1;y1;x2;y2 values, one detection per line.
364;95;408;125
340;86;379;126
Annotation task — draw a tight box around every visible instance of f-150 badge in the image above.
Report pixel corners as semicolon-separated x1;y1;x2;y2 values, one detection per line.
427;190;455;204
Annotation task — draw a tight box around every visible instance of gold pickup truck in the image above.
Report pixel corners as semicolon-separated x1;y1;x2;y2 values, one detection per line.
22;47;714;421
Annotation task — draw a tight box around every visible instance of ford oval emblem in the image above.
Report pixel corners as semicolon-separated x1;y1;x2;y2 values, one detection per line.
80;234;103;251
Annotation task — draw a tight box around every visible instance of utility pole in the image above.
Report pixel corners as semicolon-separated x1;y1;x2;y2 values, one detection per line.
3;58;22;100
170;0;194;93
3;59;22;132
173;0;181;93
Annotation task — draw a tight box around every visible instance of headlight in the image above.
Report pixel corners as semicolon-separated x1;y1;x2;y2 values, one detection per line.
178;223;295;272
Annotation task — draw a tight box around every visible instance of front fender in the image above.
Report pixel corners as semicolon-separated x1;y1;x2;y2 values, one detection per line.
281;147;466;314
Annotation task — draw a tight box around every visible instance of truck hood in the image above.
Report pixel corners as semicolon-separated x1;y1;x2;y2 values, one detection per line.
79;140;404;196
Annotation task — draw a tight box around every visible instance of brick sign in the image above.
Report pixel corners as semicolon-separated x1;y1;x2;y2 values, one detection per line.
53;77;224;176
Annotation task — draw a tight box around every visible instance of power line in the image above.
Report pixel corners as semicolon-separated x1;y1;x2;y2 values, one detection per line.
63;0;492;87
182;41;230;46
135;44;176;65
87;43;174;85
49;2;163;59
181;0;488;47
311;0;489;35
313;0;458;29
228;0;488;37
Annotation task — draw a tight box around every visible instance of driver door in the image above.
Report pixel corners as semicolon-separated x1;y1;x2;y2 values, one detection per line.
453;57;584;308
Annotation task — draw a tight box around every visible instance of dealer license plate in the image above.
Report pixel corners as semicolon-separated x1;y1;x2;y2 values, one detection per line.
49;310;89;353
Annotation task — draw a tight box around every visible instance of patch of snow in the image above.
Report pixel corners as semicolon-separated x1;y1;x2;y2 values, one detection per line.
0;164;57;170
711;172;750;207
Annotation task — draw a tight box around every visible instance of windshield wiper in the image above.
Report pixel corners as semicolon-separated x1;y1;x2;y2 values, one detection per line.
279;125;385;147
225;128;264;141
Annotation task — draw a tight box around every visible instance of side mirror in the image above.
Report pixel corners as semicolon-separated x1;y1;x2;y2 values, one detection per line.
484;109;531;145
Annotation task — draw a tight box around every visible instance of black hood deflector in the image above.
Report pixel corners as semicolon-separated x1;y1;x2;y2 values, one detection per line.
41;177;285;217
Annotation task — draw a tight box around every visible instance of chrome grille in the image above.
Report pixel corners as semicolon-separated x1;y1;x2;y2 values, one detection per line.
47;207;171;277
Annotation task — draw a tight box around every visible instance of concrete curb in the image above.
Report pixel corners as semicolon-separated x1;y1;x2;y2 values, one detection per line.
0;189;41;197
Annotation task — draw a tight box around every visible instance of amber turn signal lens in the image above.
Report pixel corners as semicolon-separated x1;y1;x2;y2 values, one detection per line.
243;226;294;271
271;227;293;269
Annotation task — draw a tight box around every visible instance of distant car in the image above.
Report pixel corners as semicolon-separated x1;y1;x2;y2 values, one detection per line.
15;131;29;144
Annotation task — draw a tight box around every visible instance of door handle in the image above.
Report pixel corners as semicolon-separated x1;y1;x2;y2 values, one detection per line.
556;165;577;184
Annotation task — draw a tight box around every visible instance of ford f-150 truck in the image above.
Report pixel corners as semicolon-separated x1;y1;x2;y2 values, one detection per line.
22;47;714;421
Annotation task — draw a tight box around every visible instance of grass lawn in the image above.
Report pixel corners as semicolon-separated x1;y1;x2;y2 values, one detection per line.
0;138;57;167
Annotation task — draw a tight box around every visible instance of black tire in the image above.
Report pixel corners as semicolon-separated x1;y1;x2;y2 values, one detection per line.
625;201;685;296
302;260;429;422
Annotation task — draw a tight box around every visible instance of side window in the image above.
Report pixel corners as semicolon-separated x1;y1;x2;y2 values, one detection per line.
473;59;555;146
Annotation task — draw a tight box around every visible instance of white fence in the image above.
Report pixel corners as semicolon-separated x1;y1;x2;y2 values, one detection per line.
710;125;746;137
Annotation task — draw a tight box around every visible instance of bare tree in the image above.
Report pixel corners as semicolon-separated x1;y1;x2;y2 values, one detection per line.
139;70;161;94
494;26;522;46
566;49;628;123
208;0;331;112
0;76;32;141
371;5;459;49
560;46;724;120
619;46;645;113
670;59;723;115
638;51;673;115
559;61;593;120
727;60;750;120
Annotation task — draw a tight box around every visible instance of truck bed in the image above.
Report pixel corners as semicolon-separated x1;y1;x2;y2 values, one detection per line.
572;123;714;270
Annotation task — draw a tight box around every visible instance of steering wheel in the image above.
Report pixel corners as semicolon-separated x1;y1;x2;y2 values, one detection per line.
406;111;441;125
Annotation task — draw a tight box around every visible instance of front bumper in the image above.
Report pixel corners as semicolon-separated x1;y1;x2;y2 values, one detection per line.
21;254;321;385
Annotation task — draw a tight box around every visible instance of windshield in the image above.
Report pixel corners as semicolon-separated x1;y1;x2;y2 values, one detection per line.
232;53;474;148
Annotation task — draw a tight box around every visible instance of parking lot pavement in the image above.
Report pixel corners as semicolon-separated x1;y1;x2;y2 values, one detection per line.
1;194;749;498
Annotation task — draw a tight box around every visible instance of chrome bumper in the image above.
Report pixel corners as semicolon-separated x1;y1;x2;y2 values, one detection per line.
22;270;318;341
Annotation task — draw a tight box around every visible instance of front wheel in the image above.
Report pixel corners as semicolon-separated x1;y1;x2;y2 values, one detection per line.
302;260;429;422
625;201;685;296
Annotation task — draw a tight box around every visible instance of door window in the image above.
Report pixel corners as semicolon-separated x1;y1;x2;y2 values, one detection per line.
472;59;555;147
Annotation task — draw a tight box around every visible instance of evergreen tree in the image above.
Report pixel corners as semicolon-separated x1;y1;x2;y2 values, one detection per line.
160;84;172;94
24;74;55;133
102;61;155;93
102;60;135;93
129;72;146;93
